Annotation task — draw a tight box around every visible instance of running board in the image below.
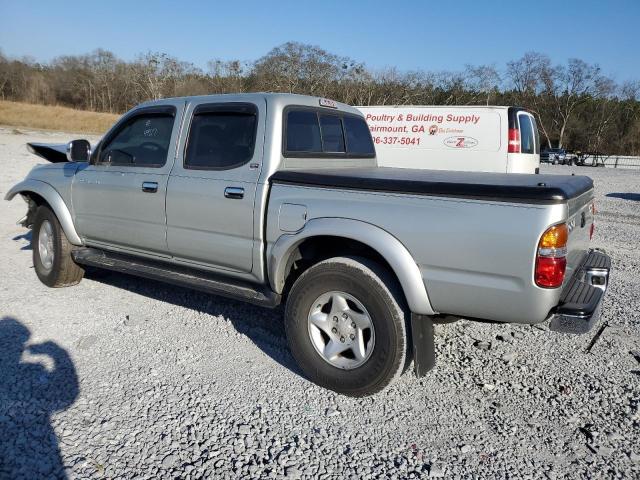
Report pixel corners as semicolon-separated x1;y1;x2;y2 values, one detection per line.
72;248;281;308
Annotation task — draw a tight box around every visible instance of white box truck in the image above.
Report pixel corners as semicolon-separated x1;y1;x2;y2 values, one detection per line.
358;106;540;174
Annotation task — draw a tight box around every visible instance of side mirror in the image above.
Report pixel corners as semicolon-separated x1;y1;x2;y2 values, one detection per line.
66;139;91;162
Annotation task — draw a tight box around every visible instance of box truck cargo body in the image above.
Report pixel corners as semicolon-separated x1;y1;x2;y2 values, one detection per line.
357;106;540;174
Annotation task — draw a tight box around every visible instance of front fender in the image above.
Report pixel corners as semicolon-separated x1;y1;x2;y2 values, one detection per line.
5;179;83;246
268;218;436;315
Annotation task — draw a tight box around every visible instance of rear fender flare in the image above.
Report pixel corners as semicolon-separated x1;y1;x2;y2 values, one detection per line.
268;218;436;315
5;179;83;246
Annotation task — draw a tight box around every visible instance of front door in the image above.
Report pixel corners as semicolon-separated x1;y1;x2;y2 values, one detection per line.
73;103;184;255
166;99;265;273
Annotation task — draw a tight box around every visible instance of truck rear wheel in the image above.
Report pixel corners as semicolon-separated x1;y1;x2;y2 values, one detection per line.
32;205;84;287
285;256;409;396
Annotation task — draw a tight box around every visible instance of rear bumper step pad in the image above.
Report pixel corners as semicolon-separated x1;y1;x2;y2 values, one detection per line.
549;249;611;334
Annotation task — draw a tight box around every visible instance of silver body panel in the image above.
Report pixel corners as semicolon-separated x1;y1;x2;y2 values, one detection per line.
5;93;595;325
266;185;568;323
267;217;436;316
72;98;186;256
164;96;266;273
5;174;83;245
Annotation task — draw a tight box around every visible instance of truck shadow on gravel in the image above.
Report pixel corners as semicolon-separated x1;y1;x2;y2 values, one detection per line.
606;192;640;201
12;230;32;250
0;317;79;479
85;271;303;377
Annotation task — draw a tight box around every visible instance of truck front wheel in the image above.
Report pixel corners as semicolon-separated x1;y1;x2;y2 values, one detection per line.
32;205;84;287
285;256;409;396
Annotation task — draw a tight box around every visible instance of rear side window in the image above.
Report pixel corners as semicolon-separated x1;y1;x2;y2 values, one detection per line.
518;114;535;154
99;113;174;167
185;104;257;170
284;108;375;158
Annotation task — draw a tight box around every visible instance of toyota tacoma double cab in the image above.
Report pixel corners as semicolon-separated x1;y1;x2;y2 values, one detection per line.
6;93;611;396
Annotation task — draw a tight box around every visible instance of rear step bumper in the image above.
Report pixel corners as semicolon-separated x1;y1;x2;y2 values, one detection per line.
549;249;611;334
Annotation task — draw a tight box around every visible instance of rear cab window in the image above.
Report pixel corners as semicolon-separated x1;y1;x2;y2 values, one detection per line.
284;107;375;158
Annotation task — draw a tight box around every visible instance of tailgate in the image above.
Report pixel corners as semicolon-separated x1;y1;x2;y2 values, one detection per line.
564;188;595;285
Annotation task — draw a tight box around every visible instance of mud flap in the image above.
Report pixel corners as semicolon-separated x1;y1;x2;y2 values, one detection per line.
411;313;436;377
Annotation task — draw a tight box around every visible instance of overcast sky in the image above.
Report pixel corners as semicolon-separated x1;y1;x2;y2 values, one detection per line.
1;0;638;82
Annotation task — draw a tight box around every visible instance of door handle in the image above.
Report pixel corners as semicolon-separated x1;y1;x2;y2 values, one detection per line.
142;181;158;193
224;187;244;199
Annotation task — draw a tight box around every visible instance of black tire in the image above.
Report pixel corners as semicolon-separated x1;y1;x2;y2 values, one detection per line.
285;256;410;396
32;205;84;287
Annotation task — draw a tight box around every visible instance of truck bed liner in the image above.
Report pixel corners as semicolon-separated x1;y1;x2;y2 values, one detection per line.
271;168;593;204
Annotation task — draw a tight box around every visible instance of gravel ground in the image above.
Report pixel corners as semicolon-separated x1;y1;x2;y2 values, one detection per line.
1;126;639;479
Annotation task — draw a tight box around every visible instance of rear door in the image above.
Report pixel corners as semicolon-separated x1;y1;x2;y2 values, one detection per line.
165;98;265;273
73;103;184;255
507;110;540;173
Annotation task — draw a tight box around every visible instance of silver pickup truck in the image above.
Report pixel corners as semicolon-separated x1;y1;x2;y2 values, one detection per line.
6;93;611;396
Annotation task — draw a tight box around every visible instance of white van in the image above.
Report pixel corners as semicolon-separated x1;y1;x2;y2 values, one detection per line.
357;106;541;174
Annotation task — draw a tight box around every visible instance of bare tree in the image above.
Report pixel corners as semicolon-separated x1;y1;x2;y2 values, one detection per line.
0;44;638;155
251;42;344;96
549;59;603;148
207;59;247;93
506;52;555;148
465;64;501;105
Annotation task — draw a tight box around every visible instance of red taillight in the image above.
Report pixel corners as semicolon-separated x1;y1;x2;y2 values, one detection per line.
535;257;567;288
508;128;520;153
535;224;568;288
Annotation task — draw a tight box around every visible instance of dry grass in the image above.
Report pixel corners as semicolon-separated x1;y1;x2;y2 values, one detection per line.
0;100;120;134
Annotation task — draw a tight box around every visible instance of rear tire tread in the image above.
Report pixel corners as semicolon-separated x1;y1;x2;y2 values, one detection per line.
285;255;410;397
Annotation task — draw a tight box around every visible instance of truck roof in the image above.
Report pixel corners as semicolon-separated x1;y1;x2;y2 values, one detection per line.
358;105;516;110
140;93;363;116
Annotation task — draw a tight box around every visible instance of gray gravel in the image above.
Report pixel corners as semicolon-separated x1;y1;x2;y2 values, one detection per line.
1;126;639;479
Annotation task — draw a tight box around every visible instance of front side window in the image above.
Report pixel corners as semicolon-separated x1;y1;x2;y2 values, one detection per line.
99;114;174;167
284;108;375;158
518;114;535;154
185;106;257;170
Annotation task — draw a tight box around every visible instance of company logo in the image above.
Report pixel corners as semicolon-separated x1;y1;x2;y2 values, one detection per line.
443;136;478;148
428;124;438;135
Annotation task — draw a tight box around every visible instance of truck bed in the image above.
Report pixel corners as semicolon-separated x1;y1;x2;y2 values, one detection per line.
271;167;593;204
